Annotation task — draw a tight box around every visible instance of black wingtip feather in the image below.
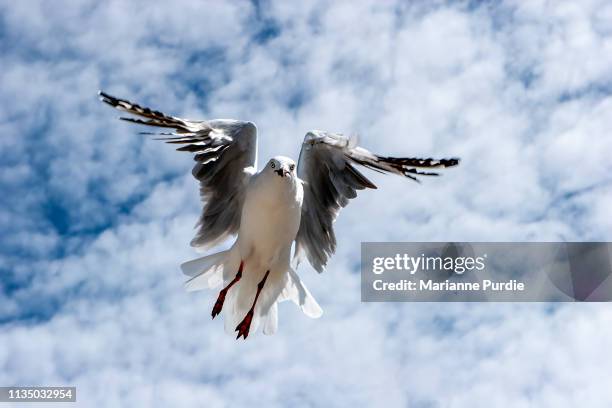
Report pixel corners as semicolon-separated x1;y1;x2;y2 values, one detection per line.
98;90;117;106
379;156;461;169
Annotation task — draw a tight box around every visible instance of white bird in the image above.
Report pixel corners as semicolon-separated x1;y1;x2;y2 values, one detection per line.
99;91;459;339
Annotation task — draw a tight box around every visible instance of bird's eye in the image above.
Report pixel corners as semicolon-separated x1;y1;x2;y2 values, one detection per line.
290;164;295;171
271;163;275;169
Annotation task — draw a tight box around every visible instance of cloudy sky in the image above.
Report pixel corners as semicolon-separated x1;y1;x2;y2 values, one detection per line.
1;0;612;406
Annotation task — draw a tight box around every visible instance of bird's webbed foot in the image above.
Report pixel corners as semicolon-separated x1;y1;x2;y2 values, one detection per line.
235;310;254;339
211;290;226;319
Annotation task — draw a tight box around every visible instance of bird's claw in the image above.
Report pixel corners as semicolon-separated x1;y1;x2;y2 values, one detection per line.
235;310;254;340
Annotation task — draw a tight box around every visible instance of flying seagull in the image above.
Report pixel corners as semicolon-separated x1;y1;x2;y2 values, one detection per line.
99;91;459;339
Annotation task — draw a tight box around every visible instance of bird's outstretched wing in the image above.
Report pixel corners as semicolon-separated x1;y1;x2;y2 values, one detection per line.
99;91;257;249
294;130;459;272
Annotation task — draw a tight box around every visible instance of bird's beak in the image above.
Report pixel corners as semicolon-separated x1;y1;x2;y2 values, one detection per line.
274;168;291;177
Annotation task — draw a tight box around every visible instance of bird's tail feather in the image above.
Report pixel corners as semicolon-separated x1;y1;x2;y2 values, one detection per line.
279;267;323;319
221;266;322;337
181;249;232;292
262;302;278;335
182;246;321;337
222;269;283;337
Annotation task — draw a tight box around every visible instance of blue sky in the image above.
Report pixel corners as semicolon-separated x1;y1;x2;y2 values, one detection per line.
1;0;612;406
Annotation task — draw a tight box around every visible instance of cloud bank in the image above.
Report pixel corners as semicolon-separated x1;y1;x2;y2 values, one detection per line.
1;0;612;406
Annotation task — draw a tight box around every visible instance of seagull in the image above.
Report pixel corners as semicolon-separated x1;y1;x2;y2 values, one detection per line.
99;91;459;339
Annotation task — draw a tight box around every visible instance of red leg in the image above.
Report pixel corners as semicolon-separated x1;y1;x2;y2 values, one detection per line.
211;261;243;319
235;270;270;340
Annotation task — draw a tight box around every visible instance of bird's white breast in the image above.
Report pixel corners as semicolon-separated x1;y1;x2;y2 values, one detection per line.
238;171;303;269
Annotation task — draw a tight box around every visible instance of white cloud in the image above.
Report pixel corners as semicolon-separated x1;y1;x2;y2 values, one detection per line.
1;0;612;407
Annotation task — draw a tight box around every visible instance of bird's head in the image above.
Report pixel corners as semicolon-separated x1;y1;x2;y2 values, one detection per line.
266;156;296;179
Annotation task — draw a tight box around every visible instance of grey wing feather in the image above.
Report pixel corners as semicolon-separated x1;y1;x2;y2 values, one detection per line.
99;91;257;249
294;130;459;272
